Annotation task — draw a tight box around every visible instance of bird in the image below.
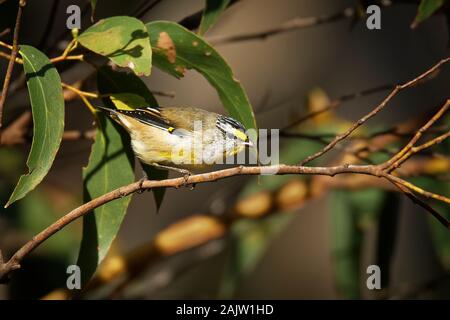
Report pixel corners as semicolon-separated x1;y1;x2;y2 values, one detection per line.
97;105;253;175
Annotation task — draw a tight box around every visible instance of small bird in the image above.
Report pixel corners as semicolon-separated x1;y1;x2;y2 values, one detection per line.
97;106;253;175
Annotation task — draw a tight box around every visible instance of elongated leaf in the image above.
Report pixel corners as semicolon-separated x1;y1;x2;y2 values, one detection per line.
412;0;446;27
79;16;152;76
199;0;231;35
77;114;135;285
97;66;168;210
5;45;64;207
146;21;257;133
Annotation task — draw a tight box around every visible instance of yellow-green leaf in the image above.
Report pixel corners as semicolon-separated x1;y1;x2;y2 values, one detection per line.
198;0;231;35
5;45;64;207
79;16;152;76
110;93;148;110
146;21;257;133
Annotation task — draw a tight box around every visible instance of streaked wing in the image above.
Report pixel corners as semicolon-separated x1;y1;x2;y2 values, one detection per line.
116;107;176;133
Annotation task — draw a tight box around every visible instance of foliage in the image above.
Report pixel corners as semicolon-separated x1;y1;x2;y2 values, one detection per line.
412;0;447;27
6;46;64;207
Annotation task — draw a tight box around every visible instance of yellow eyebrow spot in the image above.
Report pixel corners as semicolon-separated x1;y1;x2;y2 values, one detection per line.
233;129;248;141
168;127;175;133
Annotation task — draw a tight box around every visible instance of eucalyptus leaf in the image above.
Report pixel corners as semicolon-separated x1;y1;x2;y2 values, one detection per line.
198;0;231;35
77;114;135;285
79;16;152;76
412;0;446;27
146;21;257;133
6;45;64;208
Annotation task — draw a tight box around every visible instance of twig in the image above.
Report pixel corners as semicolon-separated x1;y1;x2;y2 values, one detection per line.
149;90;176;98
299;57;450;166
388;179;450;229
208;7;357;45
0;51;23;63
383;100;450;172
0;28;10;38
282;84;394;131
0;0;26;141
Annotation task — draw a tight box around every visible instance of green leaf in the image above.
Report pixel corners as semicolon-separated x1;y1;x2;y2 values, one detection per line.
146;21;257;133
97;66;168;210
78;16;152;76
77;114;135;285
412;0;446;27
5;45;64;207
198;0;231;35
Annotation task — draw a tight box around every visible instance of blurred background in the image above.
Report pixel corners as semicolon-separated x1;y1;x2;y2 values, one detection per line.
0;0;450;299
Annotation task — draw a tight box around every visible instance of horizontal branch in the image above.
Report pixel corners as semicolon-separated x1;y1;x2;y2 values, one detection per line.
1;155;450;284
0;163;382;283
208;6;357;45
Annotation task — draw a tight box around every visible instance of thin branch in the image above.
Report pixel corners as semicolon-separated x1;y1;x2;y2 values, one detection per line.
383;100;450;172
0;28;10;38
208;7;357;45
388;179;450;229
281;84;394;131
299;57;450;166
0;0;26;141
384;174;450;205
2;153;450;283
